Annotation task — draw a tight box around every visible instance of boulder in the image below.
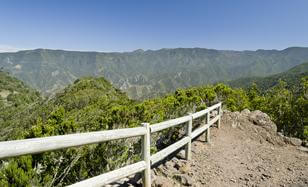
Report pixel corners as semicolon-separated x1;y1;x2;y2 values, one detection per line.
284;137;302;146
289;137;302;146
297;146;308;153
277;132;284;137
241;109;251;116
249;110;277;133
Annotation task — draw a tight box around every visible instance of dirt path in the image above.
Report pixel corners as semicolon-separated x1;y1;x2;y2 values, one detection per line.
152;110;308;187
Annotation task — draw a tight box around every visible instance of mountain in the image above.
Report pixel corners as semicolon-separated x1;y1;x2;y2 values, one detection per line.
0;71;41;140
1;47;308;99
0;72;307;186
227;62;308;91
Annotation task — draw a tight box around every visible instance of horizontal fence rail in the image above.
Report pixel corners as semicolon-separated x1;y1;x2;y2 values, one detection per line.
0;127;147;159
150;115;191;133
191;102;221;119
69;161;147;187
191;115;219;139
0;102;222;187
151;136;190;165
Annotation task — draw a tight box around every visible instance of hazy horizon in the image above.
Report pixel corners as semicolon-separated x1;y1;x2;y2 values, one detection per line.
1;46;308;54
1;0;308;52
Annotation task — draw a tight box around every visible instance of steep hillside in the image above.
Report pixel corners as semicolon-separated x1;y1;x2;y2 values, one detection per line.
0;71;41;140
227;62;308;91
1;47;308;99
0;77;141;186
12;76;135;139
44;77;135;132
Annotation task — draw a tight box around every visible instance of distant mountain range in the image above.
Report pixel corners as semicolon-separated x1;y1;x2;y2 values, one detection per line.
227;62;308;91
1;47;308;99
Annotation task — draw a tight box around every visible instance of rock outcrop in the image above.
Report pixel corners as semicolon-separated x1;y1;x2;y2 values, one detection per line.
284;137;303;146
248;110;277;133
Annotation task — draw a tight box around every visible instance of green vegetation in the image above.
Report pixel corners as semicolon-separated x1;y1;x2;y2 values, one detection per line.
226;63;308;139
246;79;307;139
227;62;308;92
0;71;41;140
0;76;139;186
0;71;307;186
1;47;308;99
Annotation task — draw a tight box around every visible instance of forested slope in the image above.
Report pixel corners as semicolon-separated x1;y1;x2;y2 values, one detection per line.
1;47;308;99
227;62;308;92
0;71;41;140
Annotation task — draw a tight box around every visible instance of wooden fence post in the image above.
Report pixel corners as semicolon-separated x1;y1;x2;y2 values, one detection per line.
185;114;192;160
141;123;151;187
205;111;210;143
217;105;221;129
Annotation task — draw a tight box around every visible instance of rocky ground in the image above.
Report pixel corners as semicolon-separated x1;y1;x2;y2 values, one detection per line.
111;110;308;187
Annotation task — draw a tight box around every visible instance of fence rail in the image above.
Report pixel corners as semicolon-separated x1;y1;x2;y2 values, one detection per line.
0;127;147;159
0;102;222;187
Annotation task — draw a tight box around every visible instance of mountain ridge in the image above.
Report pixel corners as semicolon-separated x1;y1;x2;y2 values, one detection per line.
1;47;308;99
2;46;307;54
227;62;308;91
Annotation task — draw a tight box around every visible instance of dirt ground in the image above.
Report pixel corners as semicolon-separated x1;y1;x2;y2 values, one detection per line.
152;110;308;187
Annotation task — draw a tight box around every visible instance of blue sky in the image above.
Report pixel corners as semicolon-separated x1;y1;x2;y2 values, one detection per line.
0;0;307;52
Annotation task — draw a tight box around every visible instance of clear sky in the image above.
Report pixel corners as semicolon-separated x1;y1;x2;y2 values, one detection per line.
0;0;308;52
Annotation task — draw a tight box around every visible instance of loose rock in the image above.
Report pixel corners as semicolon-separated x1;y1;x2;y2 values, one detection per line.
284;137;302;146
174;174;193;186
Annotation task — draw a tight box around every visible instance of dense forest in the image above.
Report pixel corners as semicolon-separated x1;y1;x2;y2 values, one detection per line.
0;68;307;186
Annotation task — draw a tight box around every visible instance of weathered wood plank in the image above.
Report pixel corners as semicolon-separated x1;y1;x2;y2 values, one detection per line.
191;108;210;119
0;127;147;159
151;137;190;165
185;115;193;160
150;116;191;133
191;123;211;139
141;123;151;187
191;115;219;139
206;125;211;143
68;161;146;187
205;111;210;141
191;102;221;119
217;105;222;128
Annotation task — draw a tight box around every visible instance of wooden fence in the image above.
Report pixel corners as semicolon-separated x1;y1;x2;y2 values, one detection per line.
0;102;222;187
